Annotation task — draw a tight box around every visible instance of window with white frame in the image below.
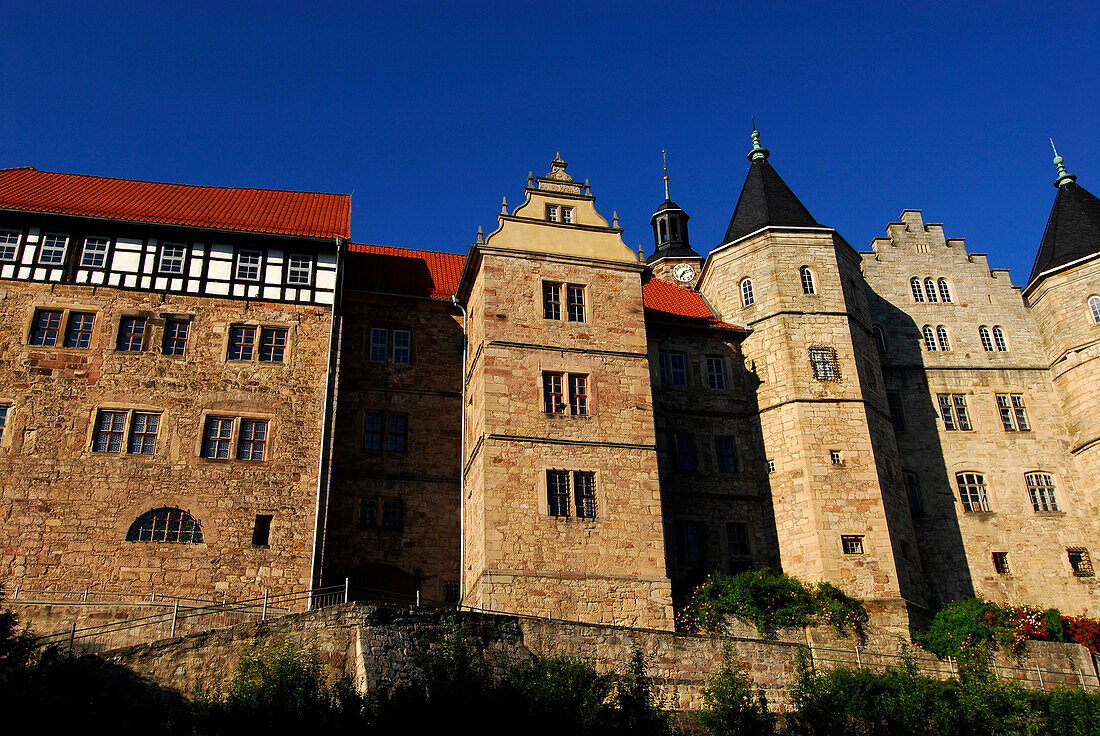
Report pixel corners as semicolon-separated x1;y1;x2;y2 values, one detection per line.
924;278;938;303
741;278;755;306
80;237;110;268
159;243;187;274
979;326;994;352
809;346;840;381
996;393;1030;431
936;325;951;351
1025;472;1059;512
992;326;1008;352
235;249;262;280
910;278;925;302
368;327;411;365
705;356;727;389
956;472;990;512
1090;296;1100;324
287;254;313;285
38;233;69;265
800;266;816;295
0;230;20;261
937;394;972;431
658;351;688;387
922;325;938;351
937;278;952;303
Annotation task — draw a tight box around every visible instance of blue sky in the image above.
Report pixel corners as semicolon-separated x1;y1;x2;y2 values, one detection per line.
2;1;1097;283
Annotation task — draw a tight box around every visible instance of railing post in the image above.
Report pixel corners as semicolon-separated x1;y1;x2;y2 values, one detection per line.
262;590;268;622
1036;665;1045;690
855;644;862;668
171;601;179;637
68;622;76;654
82;589;88;602
151;590;155;603
12;585;17;600
416;590;420;607
344;577;349;605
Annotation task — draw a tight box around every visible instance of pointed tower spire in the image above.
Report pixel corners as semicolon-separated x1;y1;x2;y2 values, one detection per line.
748;120;770;162
1051;139;1078;188
662;149;671;200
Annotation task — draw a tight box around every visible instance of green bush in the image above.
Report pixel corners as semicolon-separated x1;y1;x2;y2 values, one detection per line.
695;648;775;736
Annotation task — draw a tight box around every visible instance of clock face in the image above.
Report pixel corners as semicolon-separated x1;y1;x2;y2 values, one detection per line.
673;263;696;282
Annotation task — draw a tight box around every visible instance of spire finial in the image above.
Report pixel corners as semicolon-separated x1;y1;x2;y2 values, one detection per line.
748;120;770;162
476;226;484;244
662;149;671;200
501;196;508;215
612;210;619;228
1050;138;1077;188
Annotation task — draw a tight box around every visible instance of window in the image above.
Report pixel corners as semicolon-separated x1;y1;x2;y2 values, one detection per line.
903;472;924;515
566;284;585;322
235;250;262;280
887;393;905;431
706;357;727;390
0;405;8;441
830;450;842;465
674;433;696;471
655;430;670;469
127;412;160;454
568;374;588;416
30;309;62;346
0;230;20;261
872;325;887;352
809;346;840;381
842;536;865;555
924;278;938;303
681;522;705;564
443;582;460;604
1025;472;1059;512
979;326;994;352
992;326;1008;352
159;243;187;274
93;410;128;452
574;471;596;519
367;327;411;365
369;328;389;362
359;498;405;529
922;325;938;351
38;233;68;265
237;419;268;460
727;523;750;570
715;438;738;473
956;472;990;512
936;326;950;351
126;508;203;544
800;266;816;295
996;394;1030;431
938;394;972;431
911;278;925;303
543;281;561;320
546;205;559;222
545;205;573;223
287;254;312;285
937;279;952;303
766;460;775;474
229;325;257;360
80;237;110;268
658;351;688;387
117;317;148;351
363;412;407;452
392;330;411;365
547;470;571;517
992;552;1010;575
162;319;189;356
561;207;574;224
1090;296;1100;324
64;312;96;348
546;372;590;415
259;327;287;362
741;278;755;306
1068;548;1094;577
203;417;234;459
252;515;273;547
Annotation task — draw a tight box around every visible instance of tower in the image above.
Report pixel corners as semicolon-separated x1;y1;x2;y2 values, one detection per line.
647;151;703;286
697;129;926;624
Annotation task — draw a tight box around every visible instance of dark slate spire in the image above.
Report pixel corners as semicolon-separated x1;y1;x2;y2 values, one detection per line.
1027;145;1100;286
723;126;821;244
647;150;700;264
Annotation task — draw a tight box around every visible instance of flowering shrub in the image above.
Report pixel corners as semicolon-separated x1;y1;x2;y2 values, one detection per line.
675;570;867;638
1063;615;1100;655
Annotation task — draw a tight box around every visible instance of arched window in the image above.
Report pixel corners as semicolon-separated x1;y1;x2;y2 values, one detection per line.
922;325;938;351
872;325;887;352
924;278;938;303
1025;472;1059;512
911;278;925;303
659;220;668;243
126;507;204;544
956;472;990;512
741;278;755;306
1089;296;1100;324
936;325;951;351
978;326;993;352
800;266;816;295
992;326;1008;352
938;278;952;303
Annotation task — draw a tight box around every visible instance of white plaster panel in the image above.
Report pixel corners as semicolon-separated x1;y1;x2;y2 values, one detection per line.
299;289;312;302
247;284;259;298
50;269;62;281
108;273;121;286
315;291;333;305
112;250;141;272
18;267;30;279
206;281;230;296
265;264;282;283
33;268;45;280
284;288;297;302
189;254;204;277
186;279;200;292
170;278;183;291
21;246;36;265
116;237;143;249
124;274;137;288
91;271;105;285
315;269;336;290
207;260;231;280
263;286;280;300
76;271;89;284
141;276;152;289
155;277;167;291
0;265;13;279
232;283;245;297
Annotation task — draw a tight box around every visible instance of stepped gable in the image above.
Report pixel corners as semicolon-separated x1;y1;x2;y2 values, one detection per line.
0;165;350;239
1028;179;1100;286
345;242;464;299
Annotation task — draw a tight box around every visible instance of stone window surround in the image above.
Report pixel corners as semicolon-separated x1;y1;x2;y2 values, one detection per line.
705;356;728;390
358;496;405;530
117;315;150;352
1025;472;1060;513
808;345;841;382
541;280;587;323
799;265;817;295
224;322;292;364
84;404;165;457
956;471;991;512
1089;295;1100;325
362;411;408;453
841;535;865;555
27;304;94;348
368;326;412;365
538;466;601;520
542;371;590;416
126;507;204;544
196;411;276;462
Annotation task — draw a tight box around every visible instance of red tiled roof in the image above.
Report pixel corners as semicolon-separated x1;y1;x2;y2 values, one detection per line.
0;166;350;239
642;278;743;330
346;243;466;299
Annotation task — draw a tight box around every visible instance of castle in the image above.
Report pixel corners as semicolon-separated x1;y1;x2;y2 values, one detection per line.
1;132;1098;631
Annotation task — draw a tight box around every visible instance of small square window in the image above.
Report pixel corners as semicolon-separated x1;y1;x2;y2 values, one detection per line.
287;254;312;285
546;205;559;222
229;325;257;360
80;237;110;268
127;412;160;454
64;312;96;349
992;552;1010;575
767;459;775;474
38;234;69;265
117;317;148;352
162;319;189;356
1068;548;1094;577
561;207;574;224
842;535;864;555
235;250;262;281
259;327;287;362
30;309;62;346
252;515;273;547
159;243;187;274
237;419;268;460
0;230;20;261
443;582;460;604
830;450;842;465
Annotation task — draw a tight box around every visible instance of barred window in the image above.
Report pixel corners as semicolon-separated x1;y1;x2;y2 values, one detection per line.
64;312;96;348
162;319;189;356
117;317;148;351
0;230;20;261
126;508;203;544
80;237;110;268
659;351;688;387
903;471;924;515
937;278;952;303
237;419;268;460
547;470;570;517
574;471;596;519
566;284;585;322
911;278;925;303
229;325;256;360
715;437;737;473
159;243;187;274
259;327;287;362
706;356;727;389
1025;472;1059;512
93;410;127;452
936;325;951;351
924;278;938;303
30;309;62;346
235;250;262;281
203;417;234;459
809;346;840;381
127;412;160;454
956;472;990;512
996;394;1030;431
842;535;864;555
992;326;1008;352
992;552;1010;575
922;325;937;351
543;281;562;320
800;266;816;295
38;233;69;265
741;278;755;306
979;326;994;352
287;254;313;285
1068;548;1094;577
